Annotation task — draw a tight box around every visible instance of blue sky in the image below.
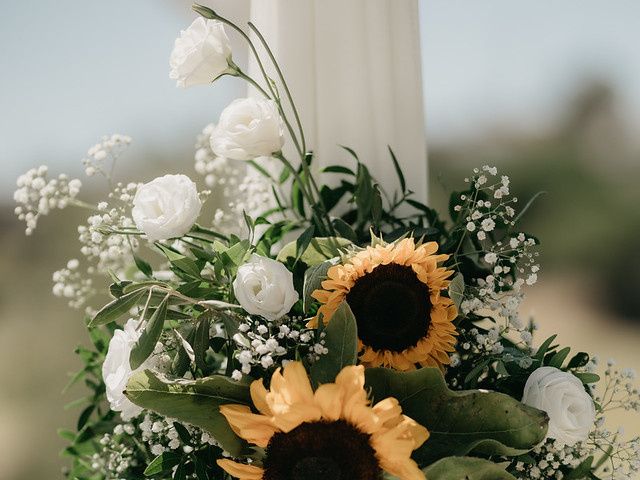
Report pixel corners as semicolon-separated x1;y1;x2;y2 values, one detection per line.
2;0;640;197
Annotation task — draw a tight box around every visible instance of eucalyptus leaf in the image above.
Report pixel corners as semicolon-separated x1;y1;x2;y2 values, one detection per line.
125;370;250;456
423;457;516;480
89;289;146;327
310;302;358;387
364;367;548;465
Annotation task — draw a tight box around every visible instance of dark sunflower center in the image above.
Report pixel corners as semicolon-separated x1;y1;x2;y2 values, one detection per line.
346;263;431;352
263;420;381;480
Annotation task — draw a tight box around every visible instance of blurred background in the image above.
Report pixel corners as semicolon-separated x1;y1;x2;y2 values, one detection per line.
1;0;639;478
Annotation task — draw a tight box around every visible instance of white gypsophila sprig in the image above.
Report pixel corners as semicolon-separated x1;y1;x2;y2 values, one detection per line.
78;182;139;276
230;315;326;380
88;412;220;480
511;438;592;479
450;166;541;366
52;259;94;310
14;166;82;235
82;133;131;179
583;362;640;478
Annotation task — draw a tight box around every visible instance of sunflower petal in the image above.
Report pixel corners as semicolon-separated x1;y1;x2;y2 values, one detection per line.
217;459;264;480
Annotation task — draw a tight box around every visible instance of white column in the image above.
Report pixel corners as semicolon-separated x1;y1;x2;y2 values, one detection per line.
247;0;428;202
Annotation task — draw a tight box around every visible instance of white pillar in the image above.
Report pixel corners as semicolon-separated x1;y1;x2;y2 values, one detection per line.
247;0;428;202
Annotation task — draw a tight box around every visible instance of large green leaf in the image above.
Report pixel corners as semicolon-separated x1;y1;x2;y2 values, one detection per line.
364;367;548;465
125;370;251;456
422;457;516;479
310;302;358;387
276;237;352;266
302;259;334;313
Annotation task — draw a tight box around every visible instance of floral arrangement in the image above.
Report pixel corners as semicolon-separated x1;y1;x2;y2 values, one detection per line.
15;4;640;480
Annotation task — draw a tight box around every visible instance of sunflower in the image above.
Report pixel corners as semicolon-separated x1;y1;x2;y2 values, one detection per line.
217;361;428;480
310;238;458;371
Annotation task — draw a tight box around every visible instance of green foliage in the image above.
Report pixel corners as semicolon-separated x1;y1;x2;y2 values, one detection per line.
89;289;146;327
423;457;517;479
301;260;333;313
276;236;352;265
125;370;251;456
129;294;169;370
364;367;548;465
310;302;358;387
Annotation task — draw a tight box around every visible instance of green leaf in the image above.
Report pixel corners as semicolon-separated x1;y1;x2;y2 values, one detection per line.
310;302;358;387
221;240;251;267
157;244;202;278
193;316;211;372
364;367;548;465
448;273;465;310
295;225;316;264
548;346;571;368
567;352;590;369
172;325;195;377
125;370;250;456
133;253;153;278
89;288;146;327
322;165;355;176
534;334;558;360
371;184;383;228
302;260;333;313
331;218;359;243
388;146;406;193
277;237;352;266
354;163;374;224
423;457;516;480
574;372;600;384
144;452;183;476
130;295;169;370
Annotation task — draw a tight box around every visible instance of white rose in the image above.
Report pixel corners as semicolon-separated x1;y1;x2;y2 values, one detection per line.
101;319;144;420
210;98;285;161
233;254;299;320
522;366;596;445
170;17;232;88
132;174;202;242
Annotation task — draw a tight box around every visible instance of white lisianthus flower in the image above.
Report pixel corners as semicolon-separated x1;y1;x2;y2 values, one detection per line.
170;17;232;88
233;254;299;320
102;319;144;420
132;174;202;242
522;366;596;445
210;98;285;161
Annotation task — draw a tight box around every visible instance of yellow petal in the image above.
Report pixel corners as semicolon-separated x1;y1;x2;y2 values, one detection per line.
271;403;322;433
282;361;315;404
372;397;403;428
250;379;272;416
219;404;277;448
217;459;264;480
314;383;343;420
